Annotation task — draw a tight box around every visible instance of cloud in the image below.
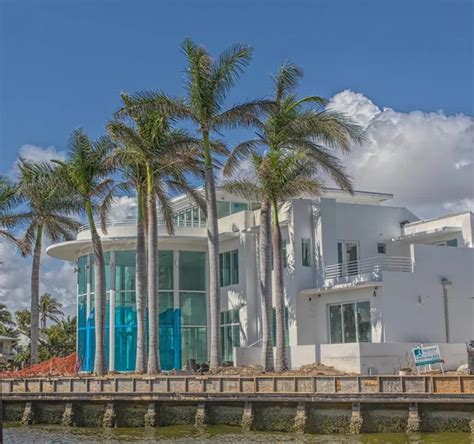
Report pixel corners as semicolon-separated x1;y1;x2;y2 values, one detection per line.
9;144;66;178
328;90;474;218
0;240;76;316
109;195;137;221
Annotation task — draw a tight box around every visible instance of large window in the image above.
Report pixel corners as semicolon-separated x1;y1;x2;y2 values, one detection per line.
301;238;311;267
217;201;250;219
179;250;207;365
220;249;239;287
221;309;240;362
328;301;371;344
179;251;206;291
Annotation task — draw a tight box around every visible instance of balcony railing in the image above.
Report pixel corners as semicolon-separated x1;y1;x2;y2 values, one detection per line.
78;218;206;233
325;256;413;280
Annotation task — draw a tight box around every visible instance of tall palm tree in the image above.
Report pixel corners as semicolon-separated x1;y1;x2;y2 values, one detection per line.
225;63;364;370
118;40;272;368
225;150;326;371
52;129;118;375
106;148;148;373
16;159;80;365
108;104;205;373
39;293;64;329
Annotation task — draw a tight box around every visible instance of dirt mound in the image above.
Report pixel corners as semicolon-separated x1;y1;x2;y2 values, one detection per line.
209;362;350;376
0;353;78;378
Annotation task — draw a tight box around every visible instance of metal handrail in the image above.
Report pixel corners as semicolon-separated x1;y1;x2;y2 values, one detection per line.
325;256;412;280
78;218;207;233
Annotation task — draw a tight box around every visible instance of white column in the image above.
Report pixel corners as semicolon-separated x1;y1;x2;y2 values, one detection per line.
109;251;116;372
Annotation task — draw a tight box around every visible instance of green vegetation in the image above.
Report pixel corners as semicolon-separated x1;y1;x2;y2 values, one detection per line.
0;41;362;374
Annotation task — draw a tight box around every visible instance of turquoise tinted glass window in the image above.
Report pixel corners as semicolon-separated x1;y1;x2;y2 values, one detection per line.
199;208;206;224
220;250;238;286
192;207;199;226
217;201;230;218
179;251;205;291
180;292;207;325
230;202;248;214
181;327;207;363
115;251;136;292
78;295;87;329
159;291;174;326
231;249;239;284
115;292;136;327
78;256;87;295
447;239;458;247
159;250;173;289
220;308;240;362
89;255;94;289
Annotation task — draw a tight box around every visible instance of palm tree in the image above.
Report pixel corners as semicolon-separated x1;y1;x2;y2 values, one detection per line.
118;40;272;368
225;63;364;370
39;293;64;329
226;150;329;370
52;129;118;375
0;176;24;250
108;104;205;373
0;303;16;337
16;159;80;365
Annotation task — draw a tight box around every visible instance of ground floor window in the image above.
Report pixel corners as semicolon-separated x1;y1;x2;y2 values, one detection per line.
220;249;239;286
328;301;371;344
272;307;289;346
220;309;240;362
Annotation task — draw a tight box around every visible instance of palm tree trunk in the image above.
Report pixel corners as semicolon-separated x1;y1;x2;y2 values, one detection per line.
86;201;107;375
146;164;160;374
259;200;274;371
135;186;147;373
272;201;287;371
203;130;221;369
30;224;43;365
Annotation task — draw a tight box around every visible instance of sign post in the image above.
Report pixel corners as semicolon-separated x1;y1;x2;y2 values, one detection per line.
412;344;444;374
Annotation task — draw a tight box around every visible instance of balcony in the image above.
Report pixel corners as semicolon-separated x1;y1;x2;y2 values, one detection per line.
324;256;413;288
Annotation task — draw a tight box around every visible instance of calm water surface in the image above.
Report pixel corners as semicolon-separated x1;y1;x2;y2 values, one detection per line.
2;424;472;444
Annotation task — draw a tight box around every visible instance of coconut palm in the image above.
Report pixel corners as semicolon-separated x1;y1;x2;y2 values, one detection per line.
118;40;272;368
225;150;329;370
52;129;118;375
39;293;64;329
16;159;80;365
108;103;205;373
225;63;364;370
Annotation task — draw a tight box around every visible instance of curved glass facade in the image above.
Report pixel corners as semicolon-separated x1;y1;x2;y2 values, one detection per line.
77;249;207;372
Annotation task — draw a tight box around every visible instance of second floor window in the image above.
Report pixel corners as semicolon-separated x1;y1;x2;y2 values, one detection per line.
301;238;311;267
220;249;239;287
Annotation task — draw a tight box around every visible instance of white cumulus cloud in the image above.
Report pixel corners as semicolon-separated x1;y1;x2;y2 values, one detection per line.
328;90;474;218
9;144;67;178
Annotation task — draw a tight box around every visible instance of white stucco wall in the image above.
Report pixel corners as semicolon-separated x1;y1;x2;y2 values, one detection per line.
382;244;474;343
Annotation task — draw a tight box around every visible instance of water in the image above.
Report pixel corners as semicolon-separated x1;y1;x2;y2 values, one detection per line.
2;424;472;444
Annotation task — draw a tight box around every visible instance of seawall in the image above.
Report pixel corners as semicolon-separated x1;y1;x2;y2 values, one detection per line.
1;375;473;434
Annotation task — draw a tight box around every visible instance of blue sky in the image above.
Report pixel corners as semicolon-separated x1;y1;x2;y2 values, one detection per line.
1;0;472;176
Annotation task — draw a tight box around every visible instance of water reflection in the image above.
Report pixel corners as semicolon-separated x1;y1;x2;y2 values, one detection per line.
2;424;472;444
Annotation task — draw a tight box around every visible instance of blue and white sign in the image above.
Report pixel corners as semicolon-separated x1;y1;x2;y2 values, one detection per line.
412;345;442;367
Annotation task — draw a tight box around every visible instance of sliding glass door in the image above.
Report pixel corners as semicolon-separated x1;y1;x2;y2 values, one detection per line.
328;301;371;343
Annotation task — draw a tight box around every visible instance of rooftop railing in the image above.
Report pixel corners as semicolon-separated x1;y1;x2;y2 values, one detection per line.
325;256;413;280
78;218;207;233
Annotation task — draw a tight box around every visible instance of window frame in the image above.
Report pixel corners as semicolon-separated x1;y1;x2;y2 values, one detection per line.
219;249;239;287
327;300;372;344
301;238;311;267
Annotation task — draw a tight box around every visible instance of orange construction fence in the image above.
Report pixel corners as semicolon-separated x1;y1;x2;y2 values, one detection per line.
0;353;79;378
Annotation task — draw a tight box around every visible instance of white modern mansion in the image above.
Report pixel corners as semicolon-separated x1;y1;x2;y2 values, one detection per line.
46;187;474;374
